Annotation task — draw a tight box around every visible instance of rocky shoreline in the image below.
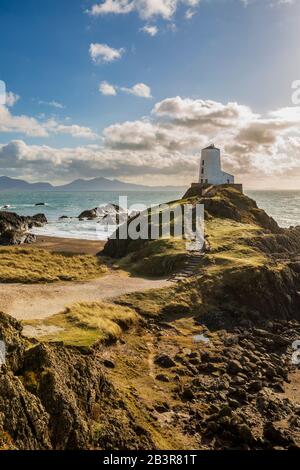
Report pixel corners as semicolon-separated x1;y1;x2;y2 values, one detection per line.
0;203;130;246
0;211;47;246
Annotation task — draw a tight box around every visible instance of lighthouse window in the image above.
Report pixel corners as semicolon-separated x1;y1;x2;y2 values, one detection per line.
201;168;204;174
202;160;205;165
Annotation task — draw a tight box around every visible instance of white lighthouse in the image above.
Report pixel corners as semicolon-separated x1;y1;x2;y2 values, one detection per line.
199;144;234;185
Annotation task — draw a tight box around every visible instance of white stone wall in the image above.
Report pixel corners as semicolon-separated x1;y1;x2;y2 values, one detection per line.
199;147;234;185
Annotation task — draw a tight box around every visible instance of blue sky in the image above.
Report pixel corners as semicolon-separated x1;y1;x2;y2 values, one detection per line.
0;0;300;188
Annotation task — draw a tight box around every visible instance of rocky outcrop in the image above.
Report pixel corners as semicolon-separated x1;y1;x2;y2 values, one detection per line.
0;211;47;246
164;319;300;449
29;213;47;227
78;208;99;220
0;313;155;450
79;204;127;221
0;231;36;246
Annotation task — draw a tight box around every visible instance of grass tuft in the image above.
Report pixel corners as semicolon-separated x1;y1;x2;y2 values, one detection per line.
23;301;138;347
0;247;107;283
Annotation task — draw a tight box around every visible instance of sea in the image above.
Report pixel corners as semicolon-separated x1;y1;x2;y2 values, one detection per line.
0;190;300;240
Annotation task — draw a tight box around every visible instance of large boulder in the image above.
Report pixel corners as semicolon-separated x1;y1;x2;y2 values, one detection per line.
78;208;99;220
0;211;47;246
79;204;127;221
0;230;36;246
0;211;28;232
29;213;48;227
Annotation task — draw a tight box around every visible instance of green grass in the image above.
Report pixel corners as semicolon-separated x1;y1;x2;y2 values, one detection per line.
119;238;188;277
0;247;107;283
23;301;138;347
116;218;272;321
204;219;268;272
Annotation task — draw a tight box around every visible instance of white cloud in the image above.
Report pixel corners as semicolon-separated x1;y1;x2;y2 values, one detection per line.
5;92;20;107
140;25;158;36
89;0;293;21
89;43;125;64
153;96;254;128
99;82;152;98
44;119;98;139
2;95;300;187
90;0;135;15
103;96;300;182
99;81;117;96
121;83;152;98
0;106;97;139
0;105;48;137
0;139;196;183
38;100;65;109
185;9;196;19
90;0;179;20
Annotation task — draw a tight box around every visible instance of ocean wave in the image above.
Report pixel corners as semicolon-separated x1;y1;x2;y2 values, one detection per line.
30;223;114;241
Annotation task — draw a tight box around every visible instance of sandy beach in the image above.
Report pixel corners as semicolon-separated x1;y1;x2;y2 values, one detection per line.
34;235;106;255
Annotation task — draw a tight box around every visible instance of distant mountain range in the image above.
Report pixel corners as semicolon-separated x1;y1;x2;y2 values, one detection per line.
0;176;185;192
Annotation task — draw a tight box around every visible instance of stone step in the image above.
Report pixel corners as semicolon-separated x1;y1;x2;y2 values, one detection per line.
170;250;205;282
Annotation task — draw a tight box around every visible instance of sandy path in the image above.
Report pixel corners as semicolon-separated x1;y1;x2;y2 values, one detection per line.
0;273;170;321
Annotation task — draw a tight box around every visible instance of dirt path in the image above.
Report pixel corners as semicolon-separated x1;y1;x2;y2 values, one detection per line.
0;272;170;321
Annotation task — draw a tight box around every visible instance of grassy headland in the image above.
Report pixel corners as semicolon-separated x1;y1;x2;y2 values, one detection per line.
105;186;300;326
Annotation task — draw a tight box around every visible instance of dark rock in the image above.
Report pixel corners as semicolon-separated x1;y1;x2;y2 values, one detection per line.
154;354;176;368
181;388;195;401
35;203;46;206
189;358;201;366
103;359;115;369
155;374;170;382
0;211;47;245
218;405;233;418
30;214;48;226
0;230;36;246
248;380;263;393
236;424;254;445
264;422;293;446
154;402;170;413
78;208;99;220
79;204;127;221
272;382;285;393
0;211;28;232
227;359;244;375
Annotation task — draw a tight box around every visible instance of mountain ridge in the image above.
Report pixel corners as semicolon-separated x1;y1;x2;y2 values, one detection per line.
0;176;184;192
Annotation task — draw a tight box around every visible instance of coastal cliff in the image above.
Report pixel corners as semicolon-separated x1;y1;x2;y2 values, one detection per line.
1;188;300;450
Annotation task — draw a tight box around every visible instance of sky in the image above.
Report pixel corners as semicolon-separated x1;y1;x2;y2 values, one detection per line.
0;0;300;189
